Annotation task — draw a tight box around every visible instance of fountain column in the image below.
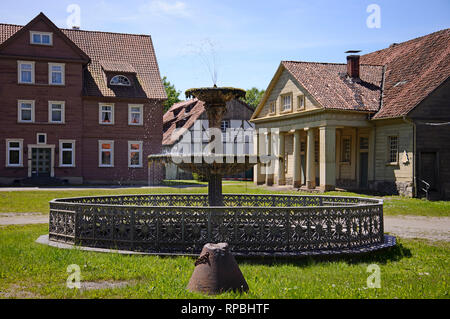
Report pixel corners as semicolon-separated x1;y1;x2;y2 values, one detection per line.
206;105;227;206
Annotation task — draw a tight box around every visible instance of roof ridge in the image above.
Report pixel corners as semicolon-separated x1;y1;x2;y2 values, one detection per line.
283;60;346;66
0;22;151;38
363;28;450;57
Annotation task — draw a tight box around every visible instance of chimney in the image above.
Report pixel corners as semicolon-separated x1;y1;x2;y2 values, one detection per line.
72;26;80;30
345;50;361;78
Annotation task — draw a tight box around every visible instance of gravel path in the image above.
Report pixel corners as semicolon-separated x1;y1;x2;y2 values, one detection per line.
384;215;450;242
0;213;48;226
1;213;449;242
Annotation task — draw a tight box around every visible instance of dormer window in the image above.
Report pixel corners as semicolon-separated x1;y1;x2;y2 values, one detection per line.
30;31;53;45
110;75;131;86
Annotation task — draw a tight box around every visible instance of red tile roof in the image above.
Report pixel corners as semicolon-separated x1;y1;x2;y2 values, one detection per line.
361;28;450;119
282;61;383;112
163;99;205;146
163;98;254;146
0;21;166;100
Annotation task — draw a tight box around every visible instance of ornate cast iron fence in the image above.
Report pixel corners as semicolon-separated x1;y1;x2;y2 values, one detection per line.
49;194;389;256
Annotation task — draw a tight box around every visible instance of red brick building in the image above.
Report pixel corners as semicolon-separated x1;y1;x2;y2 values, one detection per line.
0;13;166;185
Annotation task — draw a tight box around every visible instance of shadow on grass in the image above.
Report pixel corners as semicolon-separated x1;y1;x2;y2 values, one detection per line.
235;243;412;268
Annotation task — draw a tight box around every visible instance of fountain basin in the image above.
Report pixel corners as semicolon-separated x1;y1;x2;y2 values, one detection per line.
48;194;395;257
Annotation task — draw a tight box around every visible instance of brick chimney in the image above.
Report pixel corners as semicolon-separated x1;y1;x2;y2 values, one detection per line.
345;50;361;78
346;55;360;78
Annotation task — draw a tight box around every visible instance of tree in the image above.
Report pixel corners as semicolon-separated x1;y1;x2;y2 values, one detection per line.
162;76;182;113
243;87;266;109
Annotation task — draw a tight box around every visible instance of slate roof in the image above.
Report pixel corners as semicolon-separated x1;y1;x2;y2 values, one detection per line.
0;16;166;100
282;61;384;112
361;28;450;119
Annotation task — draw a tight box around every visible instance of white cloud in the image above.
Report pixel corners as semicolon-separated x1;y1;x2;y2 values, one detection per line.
140;1;191;18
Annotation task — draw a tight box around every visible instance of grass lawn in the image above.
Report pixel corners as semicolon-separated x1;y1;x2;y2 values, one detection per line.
0;224;448;299
0;181;449;217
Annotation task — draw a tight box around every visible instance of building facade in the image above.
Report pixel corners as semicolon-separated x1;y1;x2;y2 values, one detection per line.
252;29;450;199
0;13;166;185
162;98;255;180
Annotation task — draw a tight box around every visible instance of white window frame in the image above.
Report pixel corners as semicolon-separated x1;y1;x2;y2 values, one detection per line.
48;101;65;124
128;141;143;168
128;104;143;126
18;100;35;123
6;139;23;167
48;63;65;85
99;104;115;125
269;101;276;114
37;133;47;145
30;31;53;46
59;140;76;167
98;140;114;167
18;61;35;84
297;95;305;110
387;135;399;165
110;75;131;86
281;94;292;112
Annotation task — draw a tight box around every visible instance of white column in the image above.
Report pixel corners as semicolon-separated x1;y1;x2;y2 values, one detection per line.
293;130;301;188
254;129;265;185
278;132;286;185
319;126;336;191
306;128;316;189
266;131;274;186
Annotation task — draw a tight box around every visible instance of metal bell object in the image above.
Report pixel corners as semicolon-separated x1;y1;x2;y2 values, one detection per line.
187;243;249;295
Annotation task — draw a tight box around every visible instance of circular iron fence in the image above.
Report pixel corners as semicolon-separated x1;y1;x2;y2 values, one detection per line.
48;194;395;257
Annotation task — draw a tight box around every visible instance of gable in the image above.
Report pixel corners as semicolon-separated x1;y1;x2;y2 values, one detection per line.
252;65;321;120
0;13;89;62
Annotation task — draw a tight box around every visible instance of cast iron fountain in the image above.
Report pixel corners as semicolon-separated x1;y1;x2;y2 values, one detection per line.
43;85;396;257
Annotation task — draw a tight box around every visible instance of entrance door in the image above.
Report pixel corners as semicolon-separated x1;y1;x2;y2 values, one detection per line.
359;153;369;188
420;152;438;191
31;148;51;177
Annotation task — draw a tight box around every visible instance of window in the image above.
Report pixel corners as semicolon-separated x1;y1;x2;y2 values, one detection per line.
18;100;35;123
388;136;399;164
48;101;65;123
37;133;47;144
341;136;352;163
360;137;369;151
48;63;65;85
297;95;305;110
30;31;53;45
128;105;143;125
59;140;75;167
99;141;114;167
6;139;23;167
281;94;292;112
269;101;276;114
18;61;35;84
221;120;230;133
110;75;131;86
128;141;143;168
99;104;114;125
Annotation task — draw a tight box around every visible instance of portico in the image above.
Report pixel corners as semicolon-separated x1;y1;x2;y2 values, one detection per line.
253;109;373;191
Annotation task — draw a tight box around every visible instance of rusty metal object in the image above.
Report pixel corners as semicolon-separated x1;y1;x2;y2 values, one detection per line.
187;243;249;295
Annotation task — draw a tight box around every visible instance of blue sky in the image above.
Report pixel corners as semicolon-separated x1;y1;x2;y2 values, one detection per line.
1;0;449;98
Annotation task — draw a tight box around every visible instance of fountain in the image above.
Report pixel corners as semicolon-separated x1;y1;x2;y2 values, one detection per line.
150;86;252;206
43;85;396;257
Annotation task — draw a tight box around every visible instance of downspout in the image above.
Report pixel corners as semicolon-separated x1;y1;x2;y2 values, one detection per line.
402;115;416;197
